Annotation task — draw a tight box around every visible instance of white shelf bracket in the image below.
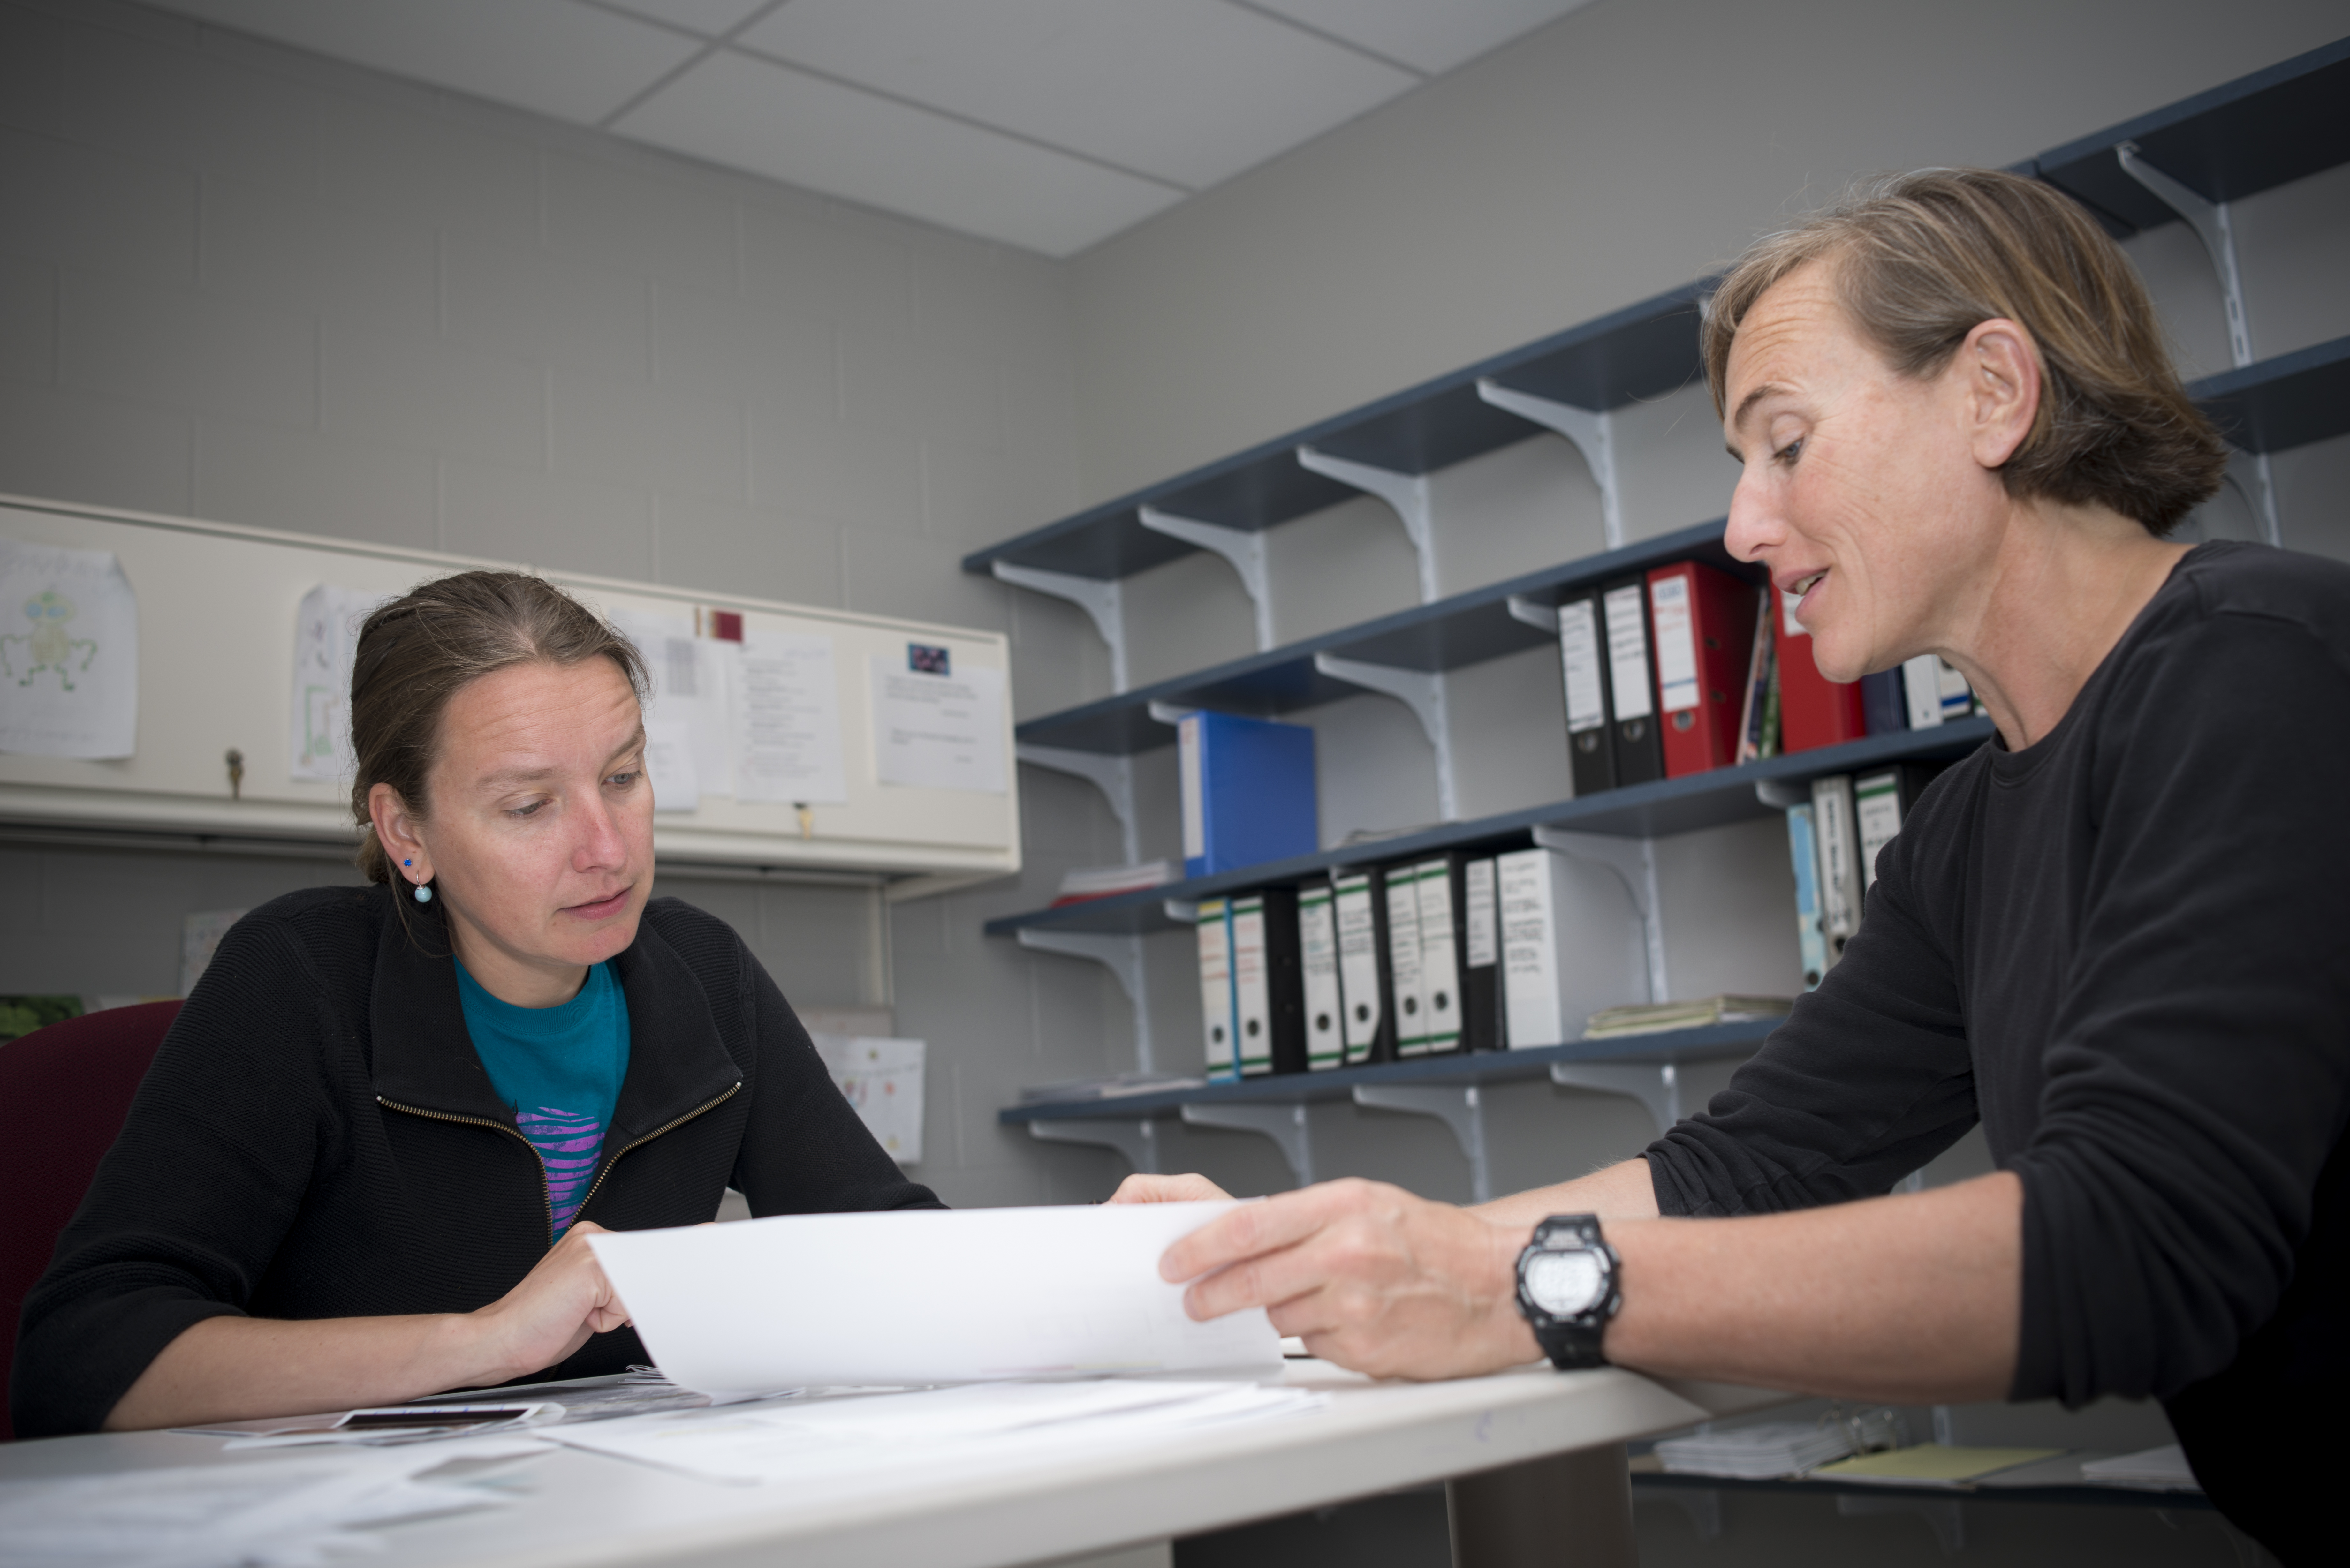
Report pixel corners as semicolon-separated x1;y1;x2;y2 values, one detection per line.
1476;379;1625;550
1138;506;1275;652
1146;701;1194;728
1534;826;1669;1004
1506;594;1560;634
1312;653;1458;822
2115;141;2281;546
1180;1101;1314;1187
1028;1117;1160;1176
1352;1084;1491;1203
990;561;1133;693
1015;744;1139;866
1016;928;1157;1076
1295;446;1440;604
1548;1061;1680;1136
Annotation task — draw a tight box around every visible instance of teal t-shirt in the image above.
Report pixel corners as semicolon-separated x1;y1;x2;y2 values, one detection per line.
454;959;631;1240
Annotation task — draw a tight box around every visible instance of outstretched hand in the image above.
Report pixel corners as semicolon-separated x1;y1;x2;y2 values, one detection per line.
1107;1172;1233;1204
467;1221;633;1383
1155;1177;1540;1380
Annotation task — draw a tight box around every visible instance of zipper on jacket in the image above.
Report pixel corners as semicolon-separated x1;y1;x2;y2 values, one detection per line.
572;1081;740;1229
378;1095;554;1247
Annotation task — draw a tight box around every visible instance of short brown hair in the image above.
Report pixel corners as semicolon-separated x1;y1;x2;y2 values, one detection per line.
1701;168;2228;535
349;570;646;884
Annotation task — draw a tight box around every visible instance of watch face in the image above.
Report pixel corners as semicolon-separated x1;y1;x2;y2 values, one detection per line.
1524;1249;1606;1316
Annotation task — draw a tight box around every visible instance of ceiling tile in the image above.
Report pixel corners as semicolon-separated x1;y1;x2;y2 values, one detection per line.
140;0;700;124
586;0;773;40
735;0;1419;190
1246;0;1596;76
614;49;1186;257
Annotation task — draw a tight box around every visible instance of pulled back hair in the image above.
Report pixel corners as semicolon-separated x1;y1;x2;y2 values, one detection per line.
1701;167;2229;535
349;570;646;884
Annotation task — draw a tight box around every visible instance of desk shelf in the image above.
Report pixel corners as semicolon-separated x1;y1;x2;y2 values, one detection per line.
989;718;1995;938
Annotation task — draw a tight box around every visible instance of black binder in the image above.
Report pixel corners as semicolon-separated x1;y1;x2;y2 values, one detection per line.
1461;855;1505;1052
1558;585;1617;798
1600;574;1664;787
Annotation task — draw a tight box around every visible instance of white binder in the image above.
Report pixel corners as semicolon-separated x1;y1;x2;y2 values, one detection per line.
1195;897;1237;1082
1298;882;1344;1070
1384;865;1429;1055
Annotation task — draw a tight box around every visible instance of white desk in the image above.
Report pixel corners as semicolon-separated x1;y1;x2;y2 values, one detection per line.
0;1364;1784;1568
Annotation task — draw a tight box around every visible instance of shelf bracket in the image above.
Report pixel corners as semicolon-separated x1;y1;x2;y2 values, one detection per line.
1028;1116;1160;1176
1505;594;1559;634
1138;506;1275;652
1180;1101;1314;1187
1016;928;1157;1076
990;562;1132;693
1352;1083;1491;1203
1015;744;1139;866
1548;1061;1680;1136
1476;379;1625;550
1295;446;1440;604
1533;826;1668;1004
1147;701;1194;728
2114;141;2281;546
1312;653;1458;822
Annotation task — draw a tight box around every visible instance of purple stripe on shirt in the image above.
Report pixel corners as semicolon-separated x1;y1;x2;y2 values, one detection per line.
517;1105;607;1233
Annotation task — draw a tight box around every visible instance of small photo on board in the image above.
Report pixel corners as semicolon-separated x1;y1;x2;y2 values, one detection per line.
907;643;951;676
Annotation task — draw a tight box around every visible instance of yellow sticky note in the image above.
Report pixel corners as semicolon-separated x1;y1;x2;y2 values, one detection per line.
1814;1444;2065;1484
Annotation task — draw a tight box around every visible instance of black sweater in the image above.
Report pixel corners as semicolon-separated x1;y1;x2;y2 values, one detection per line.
13;885;939;1439
1645;543;2349;1564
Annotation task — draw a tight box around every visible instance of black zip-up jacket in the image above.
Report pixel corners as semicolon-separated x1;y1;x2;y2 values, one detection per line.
12;884;940;1438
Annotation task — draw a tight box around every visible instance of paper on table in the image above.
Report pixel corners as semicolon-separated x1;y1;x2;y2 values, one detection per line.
735;633;846;805
0;535;138;759
586;1202;1278;1394
547;1379;1324;1487
870;657;1005;793
1812;1444;2064;1486
288;584;390;782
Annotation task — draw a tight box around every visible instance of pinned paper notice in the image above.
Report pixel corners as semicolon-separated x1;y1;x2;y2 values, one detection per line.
810;1034;924;1164
642;718;701;814
290;584;391;782
736;634;846;805
0;535;138;759
871;656;1005;794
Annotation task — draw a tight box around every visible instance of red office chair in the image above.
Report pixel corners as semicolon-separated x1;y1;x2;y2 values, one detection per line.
0;999;181;1441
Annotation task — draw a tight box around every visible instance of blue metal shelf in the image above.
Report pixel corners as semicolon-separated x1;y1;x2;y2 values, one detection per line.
990;719;1995;938
2189;333;2350;455
1001;1020;1778;1124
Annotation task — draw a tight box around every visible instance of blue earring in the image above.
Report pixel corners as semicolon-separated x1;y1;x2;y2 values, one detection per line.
403;859;413;868
413;883;432;903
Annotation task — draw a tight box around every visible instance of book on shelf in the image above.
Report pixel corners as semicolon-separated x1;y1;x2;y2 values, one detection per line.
1049;859;1179;906
1178;711;1317;878
1582;995;1794;1040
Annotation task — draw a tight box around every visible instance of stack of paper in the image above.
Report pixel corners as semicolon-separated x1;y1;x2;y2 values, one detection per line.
2081;1444;2202;1491
1812;1444;2063;1488
1583;995;1794;1039
1051;861;1180;906
548;1377;1324;1488
1654;1421;1857;1478
0;1438;542;1568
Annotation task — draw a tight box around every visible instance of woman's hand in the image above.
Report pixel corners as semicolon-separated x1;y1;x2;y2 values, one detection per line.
1108;1172;1233;1204
464;1221;633;1383
1158;1178;1538;1380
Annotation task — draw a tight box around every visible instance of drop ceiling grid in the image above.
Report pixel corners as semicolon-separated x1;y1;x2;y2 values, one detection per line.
137;0;1598;256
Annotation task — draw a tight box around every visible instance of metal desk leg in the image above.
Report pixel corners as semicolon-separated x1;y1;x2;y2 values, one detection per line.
1447;1444;1636;1568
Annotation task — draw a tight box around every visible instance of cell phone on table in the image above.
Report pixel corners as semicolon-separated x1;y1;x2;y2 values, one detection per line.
337;1404;537;1429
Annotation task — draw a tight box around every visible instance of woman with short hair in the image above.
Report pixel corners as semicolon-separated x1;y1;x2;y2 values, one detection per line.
13;571;938;1438
1117;169;2347;1561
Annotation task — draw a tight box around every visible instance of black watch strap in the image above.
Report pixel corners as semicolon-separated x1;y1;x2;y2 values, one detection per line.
1515;1214;1622;1371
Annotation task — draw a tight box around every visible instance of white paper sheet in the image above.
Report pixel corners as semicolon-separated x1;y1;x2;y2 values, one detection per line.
808;1034;924;1165
870;657;1005;793
546;1379;1323;1487
734;633;846;805
287;584;390;782
0;537;138;759
606;607;719;812
642;717;701;813
586;1202;1277;1394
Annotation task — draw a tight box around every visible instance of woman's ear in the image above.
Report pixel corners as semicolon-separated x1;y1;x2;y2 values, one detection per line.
369;781;430;884
1961;317;2041;472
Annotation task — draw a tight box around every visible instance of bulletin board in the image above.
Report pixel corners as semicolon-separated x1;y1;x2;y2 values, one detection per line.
0;494;1020;892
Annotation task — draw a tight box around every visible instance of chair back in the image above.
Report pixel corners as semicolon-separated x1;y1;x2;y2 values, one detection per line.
0;1000;181;1441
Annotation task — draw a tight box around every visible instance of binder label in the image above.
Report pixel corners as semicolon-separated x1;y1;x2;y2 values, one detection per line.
1854;772;1903;891
1231;896;1272;1075
1602;584;1653;720
1196;898;1235;1081
1334;874;1383;1063
1178;715;1205;860
1464;858;1497;968
1649;574;1701;713
1299;886;1343;1069
1385;869;1429;1055
1560;599;1607;733
1416;862;1461;1051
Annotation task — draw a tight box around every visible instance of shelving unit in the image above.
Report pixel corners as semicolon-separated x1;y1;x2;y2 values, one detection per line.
966;41;2350;1185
